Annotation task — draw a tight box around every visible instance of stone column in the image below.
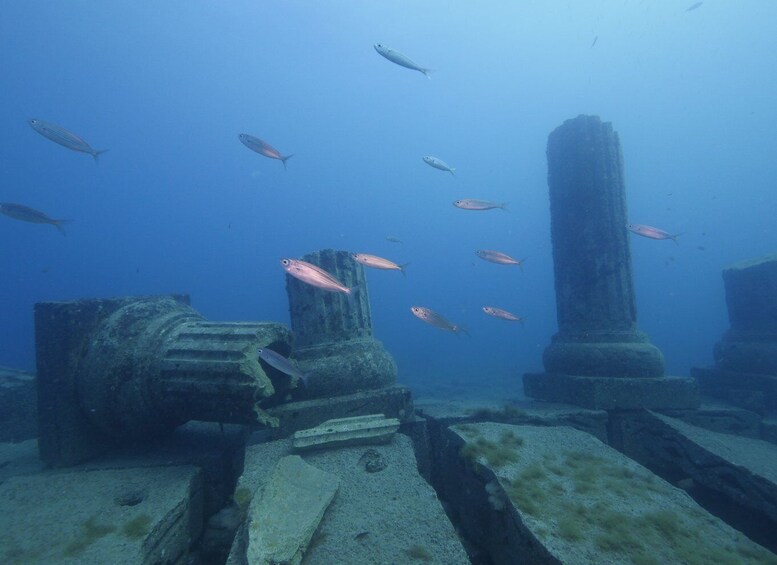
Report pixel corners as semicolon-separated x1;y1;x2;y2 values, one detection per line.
523;115;698;409
286;249;397;398
693;254;777;414
35;295;293;466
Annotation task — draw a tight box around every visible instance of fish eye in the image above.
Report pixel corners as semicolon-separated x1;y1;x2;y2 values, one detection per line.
281;259;290;265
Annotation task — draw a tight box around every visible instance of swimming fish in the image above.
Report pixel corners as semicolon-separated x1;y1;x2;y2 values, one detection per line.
239;134;293;169
0;203;68;235
281;258;354;296
453;199;507;211
423;156;455;176
373;44;431;79
257;347;307;383
28;119;107;162
627;223;680;245
482;306;523;323
386;235;404;244
686;2;703;11
351;253;407;275
475;250;525;267
411;306;466;335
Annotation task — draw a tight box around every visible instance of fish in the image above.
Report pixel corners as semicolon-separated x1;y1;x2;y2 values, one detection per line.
351;253;407;275
28;119;107;162
373;44;431;79
411;306;467;335
482;306;523;323
686;2;703;11
591;36;598;48
257;347;307;383
0;203;68;235
627;223;680;245
423;156;455;176
475;250;525;267
386;235;404;244
239;134;293;169
281;258;355;296
453;199;508;211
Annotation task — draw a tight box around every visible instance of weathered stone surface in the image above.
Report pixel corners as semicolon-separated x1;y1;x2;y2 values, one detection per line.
661;402;762;439
228;434;468;565
523;372;699;410
721;254;777;336
34;294;291;467
292;415;399;451
0;365;37;442
0;465;203;564
0;439;43;485
266;385;413;440
285;249;397;398
694;366;777;414
247;455;339;565
543;338;665;379
435;422;776;564
612;410;777;553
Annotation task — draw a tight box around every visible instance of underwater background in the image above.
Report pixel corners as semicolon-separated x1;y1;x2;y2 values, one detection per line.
1;1;776;400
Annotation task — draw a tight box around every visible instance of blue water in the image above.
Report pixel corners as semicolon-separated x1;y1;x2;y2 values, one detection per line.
1;2;776;400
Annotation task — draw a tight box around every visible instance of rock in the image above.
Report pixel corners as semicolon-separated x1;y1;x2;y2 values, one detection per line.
0;365;37;442
292;414;399;451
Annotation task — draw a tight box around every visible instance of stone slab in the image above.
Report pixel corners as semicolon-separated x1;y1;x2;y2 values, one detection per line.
0;465;203;564
438;422;776;564
612;410;777;552
694;366;777;413
292;415;400;451
247;455;339;565
523;372;699;409
660;401;762;439
0;439;43;485
265;385;413;440
228;433;468;565
0;365;37;442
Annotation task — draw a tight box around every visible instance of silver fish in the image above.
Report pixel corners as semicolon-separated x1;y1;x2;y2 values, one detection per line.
28;119;107;162
257;348;307;383
453;199;507;211
423;156;455;176
627;223;680;245
281;258;354;296
411;306;466;335
374;44;431;79
239;134;293;169
0;202;68;235
482;306;523;323
352;253;407;276
475;250;525;267
386;235;404;244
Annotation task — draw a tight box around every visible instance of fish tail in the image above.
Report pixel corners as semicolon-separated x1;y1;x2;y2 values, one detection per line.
399;263;410;277
671;233;681;245
422;68;433;80
449;168;456;177
454;325;470;337
92;149;109;163
500;202;509;212
54;220;70;237
518;257;527;271
281;154;294;170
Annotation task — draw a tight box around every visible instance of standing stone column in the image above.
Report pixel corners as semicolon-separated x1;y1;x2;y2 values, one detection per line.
693;254;777;414
523;115;698;409
286;249;397;398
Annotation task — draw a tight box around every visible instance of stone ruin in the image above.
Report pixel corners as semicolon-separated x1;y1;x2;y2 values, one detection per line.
1;117;777;564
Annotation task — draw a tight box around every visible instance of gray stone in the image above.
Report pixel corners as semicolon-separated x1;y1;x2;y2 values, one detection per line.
721;254;777;336
247;455;340;565
292;414;399;451
694;366;777;414
34;294;292;467
0;465;203;564
435;422;776;564
0;365;37;442
660;402;762;439
285;249;397;398
612;410;777;553
228;434;468;565
523;372;699;410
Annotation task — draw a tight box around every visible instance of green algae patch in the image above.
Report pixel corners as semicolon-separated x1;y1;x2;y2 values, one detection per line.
122;513;153;539
62;515;117;557
452;423;777;565
405;544;433;561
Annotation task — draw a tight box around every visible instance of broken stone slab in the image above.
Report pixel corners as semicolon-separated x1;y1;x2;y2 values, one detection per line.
612;410;777;553
247;455;339;565
228;433;468;565
0;465;203;564
292;414;400;451
694;366;777;414
436;422;776;564
660;401;763;439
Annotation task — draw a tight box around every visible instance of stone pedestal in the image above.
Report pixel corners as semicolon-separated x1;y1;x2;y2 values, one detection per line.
694;254;777;413
286;249;397;398
523;115;697;409
35;294;293;467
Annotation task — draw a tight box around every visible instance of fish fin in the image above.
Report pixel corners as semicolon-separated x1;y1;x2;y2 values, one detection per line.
422;68;433;80
399;263;410;277
454;325;470;337
54;220;71;236
281;154;294;169
518;257;527;271
92;149;109;163
345;283;364;306
671;233;682;245
500;202;509;212
449;168;456;177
